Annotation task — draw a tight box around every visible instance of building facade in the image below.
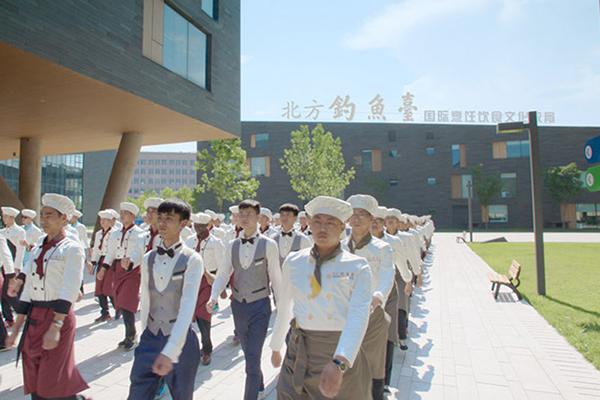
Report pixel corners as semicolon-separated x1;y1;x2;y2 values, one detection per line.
0;0;240;216
129;152;197;196
223;121;600;230
0;155;84;209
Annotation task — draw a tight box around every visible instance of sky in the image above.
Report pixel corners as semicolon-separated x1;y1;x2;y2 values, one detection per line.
143;0;600;152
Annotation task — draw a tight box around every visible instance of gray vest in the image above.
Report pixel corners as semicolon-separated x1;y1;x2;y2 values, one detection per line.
232;236;270;303
147;247;192;336
274;232;303;265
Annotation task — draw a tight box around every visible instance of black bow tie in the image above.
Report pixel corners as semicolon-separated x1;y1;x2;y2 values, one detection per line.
241;237;255;245
157;246;176;258
282;231;293;237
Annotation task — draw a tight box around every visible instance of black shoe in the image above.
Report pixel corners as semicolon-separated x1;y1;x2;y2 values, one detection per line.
117;338;127;348
384;385;391;394
115;310;122;320
123;337;137;351
400;344;408;351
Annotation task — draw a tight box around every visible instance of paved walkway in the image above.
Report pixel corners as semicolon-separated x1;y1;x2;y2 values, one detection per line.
1;234;599;399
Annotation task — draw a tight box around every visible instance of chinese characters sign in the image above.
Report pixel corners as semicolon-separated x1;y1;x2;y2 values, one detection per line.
281;93;556;124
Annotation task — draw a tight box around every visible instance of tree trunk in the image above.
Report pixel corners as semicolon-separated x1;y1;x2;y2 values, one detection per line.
481;205;489;230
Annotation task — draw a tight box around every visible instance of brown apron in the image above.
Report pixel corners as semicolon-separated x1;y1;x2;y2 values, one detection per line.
277;321;371;400
361;306;391;379
384;275;400;345
395;271;411;312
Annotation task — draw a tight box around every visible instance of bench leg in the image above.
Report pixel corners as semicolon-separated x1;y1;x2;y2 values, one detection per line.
511;286;522;301
491;282;496;291
494;284;501;299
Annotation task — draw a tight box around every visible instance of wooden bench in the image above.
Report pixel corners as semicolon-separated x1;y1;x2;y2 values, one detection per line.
488;260;522;300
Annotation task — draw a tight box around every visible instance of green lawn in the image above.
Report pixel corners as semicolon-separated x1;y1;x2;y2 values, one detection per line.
468;242;600;370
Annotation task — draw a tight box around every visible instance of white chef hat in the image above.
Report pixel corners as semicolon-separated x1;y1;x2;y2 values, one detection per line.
298;211;307;218
273;213;280;220
305;196;353;223
21;209;37;219
98;209;113;219
204;209;217;219
217;213;225;221
260;207;272;220
191;212;212;224
41;193;75;216
373;206;388;220
400;213;410;223
120;202;139;216
72;210;83;218
144;197;163;209
346;194;379;216
1;206;20;217
385;208;403;220
103;208;119;219
408;215;418;225
228;205;239;214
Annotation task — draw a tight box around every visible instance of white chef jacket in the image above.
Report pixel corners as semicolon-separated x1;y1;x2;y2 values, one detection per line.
0;236;15;275
342;236;395;305
104;224;144;268
19;236;84;313
380;232;413;283
184;233;226;273
270;247;373;367
0;224;26;270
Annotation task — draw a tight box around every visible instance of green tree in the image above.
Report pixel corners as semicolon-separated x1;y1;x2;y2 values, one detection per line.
544;162;583;228
195;138;259;211
127;187;197;211
127;190;159;211
472;165;503;228
280;124;355;201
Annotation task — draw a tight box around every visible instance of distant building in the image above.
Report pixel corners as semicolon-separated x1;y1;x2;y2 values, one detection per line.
129;152;197;196
196;121;600;230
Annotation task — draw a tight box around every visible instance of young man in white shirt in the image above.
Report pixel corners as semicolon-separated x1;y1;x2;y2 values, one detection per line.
270;196;373;399
91;209;119;322
258;207;278;238
371;206;414;394
142;197;163;253
184;212;226;366
207;199;282;400
0;206;25;326
102;202;144;350
6;194;88;399
343;195;395;400
128;199;203;400
271;203;311;266
0;235;14;351
20;209;43;267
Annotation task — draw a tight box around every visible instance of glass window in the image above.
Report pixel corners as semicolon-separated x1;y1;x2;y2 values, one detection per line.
576;203;599;228
389;150;399;158
451;144;460;167
461;174;472;199
427;177;437;186
426;147;435;156
501;173;517;198
488;205;508;223
176;160;181;165
163;4;208;88
251;157;267;177
201;0;216;18
255;133;269;148
389;179;399;186
520;141;530;157
507;140;530;158
362;150;373;172
162;160;167;165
